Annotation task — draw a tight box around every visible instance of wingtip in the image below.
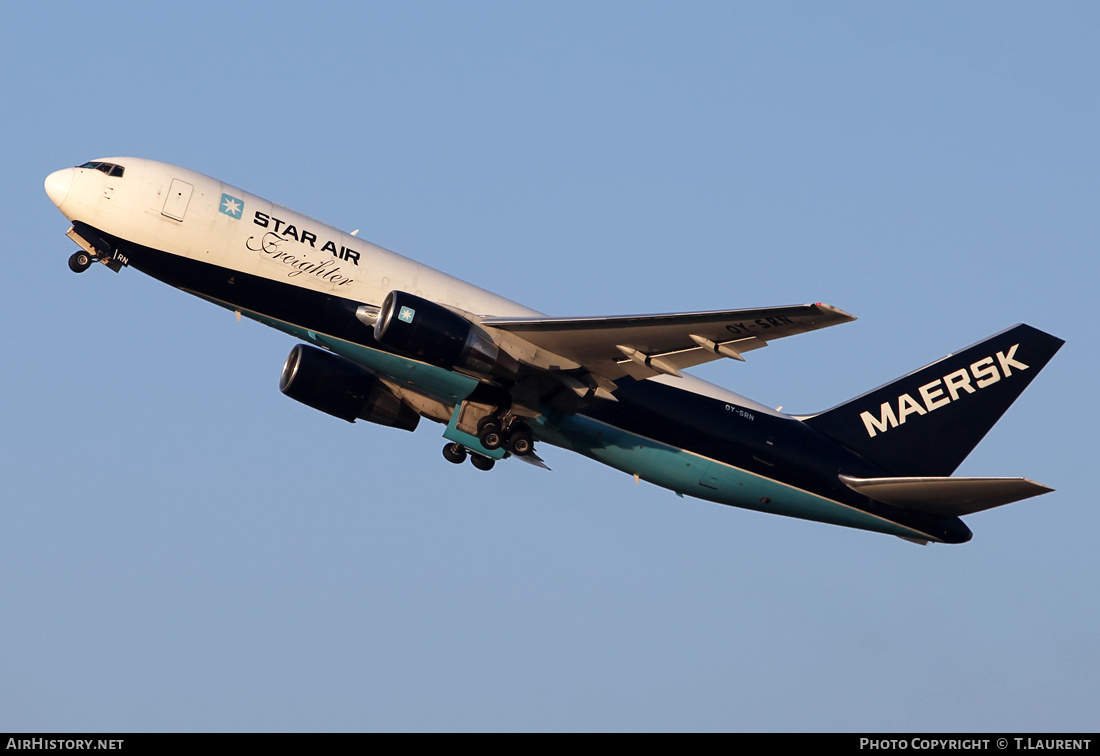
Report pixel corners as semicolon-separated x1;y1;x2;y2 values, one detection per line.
811;303;857;322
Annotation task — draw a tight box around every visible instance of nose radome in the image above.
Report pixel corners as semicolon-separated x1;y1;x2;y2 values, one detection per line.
44;167;74;208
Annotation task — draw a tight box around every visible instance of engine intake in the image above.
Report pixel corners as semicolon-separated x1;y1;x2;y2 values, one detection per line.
374;291;518;381
280;344;420;431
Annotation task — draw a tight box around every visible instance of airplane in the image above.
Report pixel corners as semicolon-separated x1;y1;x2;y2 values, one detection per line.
44;157;1064;545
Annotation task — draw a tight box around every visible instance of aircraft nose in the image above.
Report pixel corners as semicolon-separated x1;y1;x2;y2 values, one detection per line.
44;167;74;208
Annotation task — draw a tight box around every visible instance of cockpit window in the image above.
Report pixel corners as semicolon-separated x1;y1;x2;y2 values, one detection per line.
78;161;125;178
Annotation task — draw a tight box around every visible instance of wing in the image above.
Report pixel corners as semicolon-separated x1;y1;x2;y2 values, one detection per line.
483;303;855;382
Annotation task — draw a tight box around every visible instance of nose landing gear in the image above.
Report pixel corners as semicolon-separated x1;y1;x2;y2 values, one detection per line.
68;251;92;273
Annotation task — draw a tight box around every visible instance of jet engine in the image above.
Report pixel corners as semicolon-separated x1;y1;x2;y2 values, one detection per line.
279;344;420;431
373;291;518;381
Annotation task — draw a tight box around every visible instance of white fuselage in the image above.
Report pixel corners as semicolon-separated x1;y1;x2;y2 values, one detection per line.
44;156;774;413
47;157;540;319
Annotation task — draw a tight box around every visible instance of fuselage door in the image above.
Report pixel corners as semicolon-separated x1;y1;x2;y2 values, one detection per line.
161;179;194;221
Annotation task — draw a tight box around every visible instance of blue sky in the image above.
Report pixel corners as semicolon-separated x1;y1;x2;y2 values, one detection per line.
2;1;1097;732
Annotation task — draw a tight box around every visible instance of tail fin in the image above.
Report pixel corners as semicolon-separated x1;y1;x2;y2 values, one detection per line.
802;324;1063;477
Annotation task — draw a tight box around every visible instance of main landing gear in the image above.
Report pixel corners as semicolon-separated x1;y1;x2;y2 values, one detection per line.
440;416;535;472
441;441;497;471
476;416;534;456
470;454;496;472
442;442;468;464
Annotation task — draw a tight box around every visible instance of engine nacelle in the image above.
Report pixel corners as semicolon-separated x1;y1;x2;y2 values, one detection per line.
279;344;420;431
373;291;518;381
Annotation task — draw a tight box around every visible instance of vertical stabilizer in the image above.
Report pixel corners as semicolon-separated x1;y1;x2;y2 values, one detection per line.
802;324;1063;477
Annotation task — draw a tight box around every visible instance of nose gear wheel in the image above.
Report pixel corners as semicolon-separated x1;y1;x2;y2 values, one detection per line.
68;251;92;273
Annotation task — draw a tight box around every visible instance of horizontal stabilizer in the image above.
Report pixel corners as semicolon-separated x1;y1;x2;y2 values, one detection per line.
839;475;1053;517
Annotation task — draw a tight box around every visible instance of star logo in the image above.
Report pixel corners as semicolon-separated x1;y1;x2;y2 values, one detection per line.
398;306;416;324
219;193;244;220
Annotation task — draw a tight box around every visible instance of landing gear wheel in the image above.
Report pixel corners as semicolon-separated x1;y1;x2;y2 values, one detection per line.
470;454;495;471
505;428;533;456
442;442;467;465
477;417;503;450
68;251;92;273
